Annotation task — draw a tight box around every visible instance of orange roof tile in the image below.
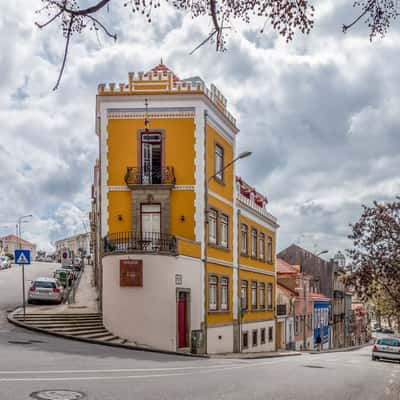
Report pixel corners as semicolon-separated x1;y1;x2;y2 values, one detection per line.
277;258;300;274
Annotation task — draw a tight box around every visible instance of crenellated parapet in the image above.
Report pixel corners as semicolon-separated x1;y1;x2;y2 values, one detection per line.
97;62;236;127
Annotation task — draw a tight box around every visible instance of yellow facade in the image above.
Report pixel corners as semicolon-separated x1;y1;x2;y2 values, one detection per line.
98;62;278;353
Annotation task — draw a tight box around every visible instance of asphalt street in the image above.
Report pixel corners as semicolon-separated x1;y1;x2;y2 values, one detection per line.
1;263;399;400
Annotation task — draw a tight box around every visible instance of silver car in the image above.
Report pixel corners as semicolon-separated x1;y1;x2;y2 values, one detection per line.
372;337;400;362
27;277;64;304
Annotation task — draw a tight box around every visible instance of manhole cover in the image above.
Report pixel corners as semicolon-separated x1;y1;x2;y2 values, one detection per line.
30;390;86;400
303;365;325;369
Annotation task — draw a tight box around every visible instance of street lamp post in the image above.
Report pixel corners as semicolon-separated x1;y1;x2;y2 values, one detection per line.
203;147;251;354
17;214;32;318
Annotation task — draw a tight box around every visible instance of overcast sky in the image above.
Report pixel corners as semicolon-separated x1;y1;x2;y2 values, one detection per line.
0;1;399;256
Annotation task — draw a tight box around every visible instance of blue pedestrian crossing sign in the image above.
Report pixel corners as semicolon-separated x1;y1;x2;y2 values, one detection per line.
15;249;31;265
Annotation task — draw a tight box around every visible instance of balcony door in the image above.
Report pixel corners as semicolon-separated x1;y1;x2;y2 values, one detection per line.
141;204;161;238
141;132;161;184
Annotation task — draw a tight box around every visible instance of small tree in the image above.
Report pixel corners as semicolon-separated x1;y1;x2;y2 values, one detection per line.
346;199;400;325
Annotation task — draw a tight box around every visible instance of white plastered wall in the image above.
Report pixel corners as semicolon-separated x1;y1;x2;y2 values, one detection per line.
102;254;202;352
207;325;234;354
241;320;276;353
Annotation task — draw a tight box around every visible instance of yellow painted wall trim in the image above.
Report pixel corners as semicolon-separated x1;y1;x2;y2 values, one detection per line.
209;190;233;207
240;264;276;276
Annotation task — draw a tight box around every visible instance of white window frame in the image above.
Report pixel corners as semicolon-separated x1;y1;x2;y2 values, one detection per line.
220;277;229;311
241;224;248;255
241;280;248;310
267;236;273;263
251;281;257;309
259;233;265;261
214;144;224;181
251;228;257;258
259;282;265;309
209;275;218;311
208;209;217;244
220;214;228;248
267;283;273;310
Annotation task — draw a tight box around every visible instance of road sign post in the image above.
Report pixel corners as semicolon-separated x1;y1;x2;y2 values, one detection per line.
15;250;31;318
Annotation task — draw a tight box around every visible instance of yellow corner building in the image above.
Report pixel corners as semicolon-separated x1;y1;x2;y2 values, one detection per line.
93;62;279;354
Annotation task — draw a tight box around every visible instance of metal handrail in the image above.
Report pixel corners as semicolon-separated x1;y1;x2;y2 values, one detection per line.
124;166;176;185
103;232;177;255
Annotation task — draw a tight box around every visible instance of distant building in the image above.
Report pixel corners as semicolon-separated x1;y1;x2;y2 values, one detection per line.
55;233;91;262
278;244;348;349
0;234;37;260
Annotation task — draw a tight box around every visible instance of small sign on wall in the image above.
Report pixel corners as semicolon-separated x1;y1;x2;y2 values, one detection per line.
120;259;143;287
175;274;183;285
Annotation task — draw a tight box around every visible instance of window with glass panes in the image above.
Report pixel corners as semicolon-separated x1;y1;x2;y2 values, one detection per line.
214;144;224;181
241;224;248;254
251;281;257;309
259;282;265;309
267;283;273;309
220;214;228;248
209;275;217;311
267;236;273;262
208;209;217;244
220;277;229;310
259;233;265;260
251;228;257;257
241;280;248;310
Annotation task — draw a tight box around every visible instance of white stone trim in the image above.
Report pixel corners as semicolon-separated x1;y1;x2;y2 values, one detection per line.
172;185;195;191
240;264;276;276
100;104;109;237
207;114;234;145
108;186;130;191
237;193;278;224
108;111;195;119
232;142;238;320
237;203;278;233
208;257;233;268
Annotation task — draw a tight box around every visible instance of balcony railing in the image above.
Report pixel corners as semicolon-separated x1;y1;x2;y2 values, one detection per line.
276;304;287;316
103;232;177;255
124;166;175;185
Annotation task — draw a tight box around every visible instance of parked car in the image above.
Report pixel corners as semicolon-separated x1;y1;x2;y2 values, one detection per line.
62;264;79;279
0;256;11;269
372;337;400;362
27;277;64;304
381;328;395;334
73;257;82;267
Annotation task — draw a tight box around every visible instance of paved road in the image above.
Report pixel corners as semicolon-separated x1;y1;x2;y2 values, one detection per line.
1;262;399;400
0;261;59;327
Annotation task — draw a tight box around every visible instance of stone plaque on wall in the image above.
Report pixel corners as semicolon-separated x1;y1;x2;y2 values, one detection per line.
120;259;143;287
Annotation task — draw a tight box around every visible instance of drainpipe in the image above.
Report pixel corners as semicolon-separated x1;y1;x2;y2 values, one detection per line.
202;109;208;354
237;209;242;352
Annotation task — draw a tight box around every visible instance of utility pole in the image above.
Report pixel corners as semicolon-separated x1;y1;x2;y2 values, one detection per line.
303;276;307;350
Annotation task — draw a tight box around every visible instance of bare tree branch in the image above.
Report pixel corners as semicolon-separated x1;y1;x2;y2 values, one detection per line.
86;15;117;40
35;9;63;29
189;29;218;55
343;0;374;33
53;16;74;91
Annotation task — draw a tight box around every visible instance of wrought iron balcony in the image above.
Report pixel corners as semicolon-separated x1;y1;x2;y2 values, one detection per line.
124;166;175;186
103;232;177;255
276;304;287;316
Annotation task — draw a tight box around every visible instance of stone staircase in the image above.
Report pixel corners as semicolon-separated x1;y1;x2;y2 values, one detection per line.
11;313;126;345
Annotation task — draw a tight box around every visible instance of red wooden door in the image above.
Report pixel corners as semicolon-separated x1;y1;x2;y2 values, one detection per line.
178;293;187;348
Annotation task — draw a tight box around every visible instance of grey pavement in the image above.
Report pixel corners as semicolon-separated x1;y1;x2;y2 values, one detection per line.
1;262;399;400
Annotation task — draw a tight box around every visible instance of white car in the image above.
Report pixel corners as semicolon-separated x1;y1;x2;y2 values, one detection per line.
0;256;11;269
372;337;400;362
27;277;64;304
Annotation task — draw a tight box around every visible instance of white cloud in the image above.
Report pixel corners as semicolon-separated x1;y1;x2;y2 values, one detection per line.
0;0;399;257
